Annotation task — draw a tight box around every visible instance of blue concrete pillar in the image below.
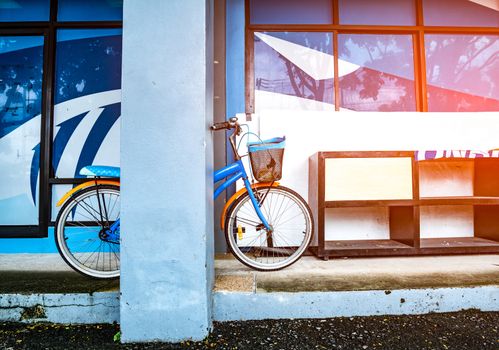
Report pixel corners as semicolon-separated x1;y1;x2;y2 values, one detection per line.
120;0;214;342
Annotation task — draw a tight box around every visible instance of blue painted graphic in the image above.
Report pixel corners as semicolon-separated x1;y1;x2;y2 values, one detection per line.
0;31;122;228
74;102;120;178
52;112;86;172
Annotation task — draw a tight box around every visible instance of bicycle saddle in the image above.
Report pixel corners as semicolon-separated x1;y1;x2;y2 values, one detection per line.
80;165;120;178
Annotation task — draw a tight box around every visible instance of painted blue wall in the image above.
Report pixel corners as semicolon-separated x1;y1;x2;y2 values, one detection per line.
120;0;214;342
0;228;57;253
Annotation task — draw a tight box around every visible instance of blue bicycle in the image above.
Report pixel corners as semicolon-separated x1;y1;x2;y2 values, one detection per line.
212;117;313;271
54;117;313;278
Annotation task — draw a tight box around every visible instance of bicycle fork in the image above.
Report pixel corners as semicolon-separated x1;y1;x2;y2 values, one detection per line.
242;181;278;253
95;183;120;244
241;176;273;234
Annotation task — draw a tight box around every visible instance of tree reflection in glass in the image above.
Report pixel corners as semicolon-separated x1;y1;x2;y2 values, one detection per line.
425;35;499;112
0;37;43;137
338;34;416;112
254;32;334;111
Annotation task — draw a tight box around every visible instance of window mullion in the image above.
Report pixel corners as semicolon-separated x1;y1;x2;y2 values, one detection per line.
333;30;339;111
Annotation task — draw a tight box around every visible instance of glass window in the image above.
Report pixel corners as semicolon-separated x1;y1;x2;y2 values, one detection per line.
338;34;416;111
53;29;121;179
58;0;123;21
254;32;334;112
339;0;416;26
0;0;50;22
250;0;332;25
423;0;499;27
425;34;499;112
0;36;44;225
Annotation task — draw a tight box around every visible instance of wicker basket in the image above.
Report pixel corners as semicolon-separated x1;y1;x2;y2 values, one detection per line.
248;137;285;182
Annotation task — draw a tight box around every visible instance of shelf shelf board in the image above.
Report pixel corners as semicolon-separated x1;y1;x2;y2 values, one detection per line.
324;239;414;250
325;199;415;208
317;239;416;257
420;237;499;249
419;196;499;206
326;197;499;208
318;151;415;158
314;237;499;258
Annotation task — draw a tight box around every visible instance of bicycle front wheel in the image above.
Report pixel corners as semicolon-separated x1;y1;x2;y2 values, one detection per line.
224;185;313;271
55;185;120;279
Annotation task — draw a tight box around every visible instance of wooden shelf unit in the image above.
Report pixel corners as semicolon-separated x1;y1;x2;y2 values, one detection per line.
309;151;499;259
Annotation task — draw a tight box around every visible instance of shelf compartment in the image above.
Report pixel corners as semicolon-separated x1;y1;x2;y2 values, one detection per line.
310;151;420;259
474;205;499;242
324;157;413;201
474;158;499;197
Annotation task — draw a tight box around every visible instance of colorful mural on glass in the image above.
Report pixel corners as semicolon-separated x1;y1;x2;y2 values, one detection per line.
0;31;122;226
254;32;499;112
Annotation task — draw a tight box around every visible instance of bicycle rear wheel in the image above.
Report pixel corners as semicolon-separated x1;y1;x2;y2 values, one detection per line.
224;185;313;271
55;185;120;279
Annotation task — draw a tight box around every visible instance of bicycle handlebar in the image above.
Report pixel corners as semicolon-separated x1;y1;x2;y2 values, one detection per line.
211;117;238;131
211;121;231;130
211;117;241;160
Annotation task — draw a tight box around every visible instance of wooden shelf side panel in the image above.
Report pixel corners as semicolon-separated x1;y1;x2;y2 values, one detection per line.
308;153;321;249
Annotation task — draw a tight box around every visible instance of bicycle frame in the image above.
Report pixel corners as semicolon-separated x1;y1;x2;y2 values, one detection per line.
214;159;272;232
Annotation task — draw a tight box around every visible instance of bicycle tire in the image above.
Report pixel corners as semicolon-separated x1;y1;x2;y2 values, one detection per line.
224;185;313;271
55;184;120;279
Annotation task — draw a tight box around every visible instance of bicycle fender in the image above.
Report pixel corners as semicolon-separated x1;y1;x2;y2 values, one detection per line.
220;182;279;230
56;180;120;207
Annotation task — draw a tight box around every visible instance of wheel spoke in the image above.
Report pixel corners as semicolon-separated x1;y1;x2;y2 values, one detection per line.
226;186;312;271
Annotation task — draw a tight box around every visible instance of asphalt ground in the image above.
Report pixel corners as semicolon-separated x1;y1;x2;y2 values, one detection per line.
1;310;498;350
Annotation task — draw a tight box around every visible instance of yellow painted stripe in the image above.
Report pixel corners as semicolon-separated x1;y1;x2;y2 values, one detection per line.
220;182;279;230
56;180;120;207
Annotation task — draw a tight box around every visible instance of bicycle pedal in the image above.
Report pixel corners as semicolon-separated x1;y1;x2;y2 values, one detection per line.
233;225;245;240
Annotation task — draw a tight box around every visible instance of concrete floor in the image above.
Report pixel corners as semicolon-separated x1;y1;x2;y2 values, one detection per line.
1;253;498;294
214;254;499;292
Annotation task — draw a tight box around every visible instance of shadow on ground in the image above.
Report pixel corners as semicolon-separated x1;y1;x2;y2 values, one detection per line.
0;271;119;294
